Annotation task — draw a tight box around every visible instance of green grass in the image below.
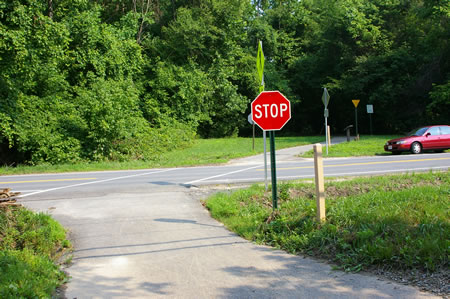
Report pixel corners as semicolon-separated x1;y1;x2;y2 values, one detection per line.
301;135;400;157
0;206;71;297
0;136;322;175
205;171;449;272
157;136;323;165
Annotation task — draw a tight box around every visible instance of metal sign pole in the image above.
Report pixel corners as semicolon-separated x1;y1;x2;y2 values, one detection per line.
252;124;255;150
366;104;373;136
248;113;255;151
261;86;267;190
325;115;328;155
322;88;330;155
352;100;360;138
257;40;268;191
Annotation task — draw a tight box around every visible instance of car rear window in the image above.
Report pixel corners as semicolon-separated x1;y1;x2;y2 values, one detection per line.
440;126;450;135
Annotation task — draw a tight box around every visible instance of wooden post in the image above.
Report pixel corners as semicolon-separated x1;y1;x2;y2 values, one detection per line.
314;144;326;222
327;125;331;147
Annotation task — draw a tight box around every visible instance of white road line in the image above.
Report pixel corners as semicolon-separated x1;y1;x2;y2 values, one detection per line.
284;153;450;164
323;166;449;177
193;166;448;184
198;175;316;184
184;165;262;185
21;169;176;198
0;168;172;178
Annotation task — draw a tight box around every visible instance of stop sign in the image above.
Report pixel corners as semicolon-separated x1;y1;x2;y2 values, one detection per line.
251;91;291;131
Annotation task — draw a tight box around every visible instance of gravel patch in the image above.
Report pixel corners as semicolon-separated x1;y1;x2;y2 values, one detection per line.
371;266;449;298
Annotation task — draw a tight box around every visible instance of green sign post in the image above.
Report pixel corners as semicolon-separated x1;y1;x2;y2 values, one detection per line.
269;131;277;208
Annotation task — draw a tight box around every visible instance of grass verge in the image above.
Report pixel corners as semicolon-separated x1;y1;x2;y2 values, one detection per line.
0;206;71;297
301;135;400;157
205;171;449;273
1;136;322;175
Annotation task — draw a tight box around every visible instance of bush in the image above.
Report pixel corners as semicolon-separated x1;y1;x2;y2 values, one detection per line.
0;250;66;298
0;206;70;297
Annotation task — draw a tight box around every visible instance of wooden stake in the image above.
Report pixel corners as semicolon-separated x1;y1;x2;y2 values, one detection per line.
327;125;331;147
314;144;326;222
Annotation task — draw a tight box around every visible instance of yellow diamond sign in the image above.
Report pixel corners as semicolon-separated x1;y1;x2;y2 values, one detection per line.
352;99;360;108
256;40;264;87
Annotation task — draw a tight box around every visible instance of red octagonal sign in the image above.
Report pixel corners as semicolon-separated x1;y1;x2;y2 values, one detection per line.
251;91;291;131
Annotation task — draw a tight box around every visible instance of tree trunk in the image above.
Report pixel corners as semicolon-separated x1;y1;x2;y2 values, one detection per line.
48;0;53;19
136;0;152;44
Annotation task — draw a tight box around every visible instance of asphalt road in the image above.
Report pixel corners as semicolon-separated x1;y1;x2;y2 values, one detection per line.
1;152;449;199
1;150;448;298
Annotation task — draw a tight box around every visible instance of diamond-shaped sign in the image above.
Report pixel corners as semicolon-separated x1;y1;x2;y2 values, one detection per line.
322;88;330;107
256;41;264;83
248;113;254;125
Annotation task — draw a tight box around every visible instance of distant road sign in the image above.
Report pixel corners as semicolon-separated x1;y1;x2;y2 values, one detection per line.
251;91;291;131
322;88;330;107
367;105;374;114
352;99;360;108
248;113;254;125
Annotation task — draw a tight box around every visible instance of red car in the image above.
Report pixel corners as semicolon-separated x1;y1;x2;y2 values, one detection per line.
384;125;450;154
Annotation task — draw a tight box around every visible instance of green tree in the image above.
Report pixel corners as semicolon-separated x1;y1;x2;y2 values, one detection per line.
427;79;450;124
143;0;256;137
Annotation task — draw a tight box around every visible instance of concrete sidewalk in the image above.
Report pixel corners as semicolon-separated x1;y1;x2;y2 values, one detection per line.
229;136;349;165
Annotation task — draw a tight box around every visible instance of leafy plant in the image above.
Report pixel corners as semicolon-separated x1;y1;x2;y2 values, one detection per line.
0;206;71;297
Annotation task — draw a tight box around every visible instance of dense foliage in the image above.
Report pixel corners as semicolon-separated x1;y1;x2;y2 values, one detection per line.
1;0;448;165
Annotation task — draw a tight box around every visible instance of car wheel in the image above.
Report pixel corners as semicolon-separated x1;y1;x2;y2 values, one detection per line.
410;142;422;154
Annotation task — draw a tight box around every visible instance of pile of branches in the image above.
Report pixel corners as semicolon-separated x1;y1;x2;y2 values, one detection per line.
0;188;21;206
